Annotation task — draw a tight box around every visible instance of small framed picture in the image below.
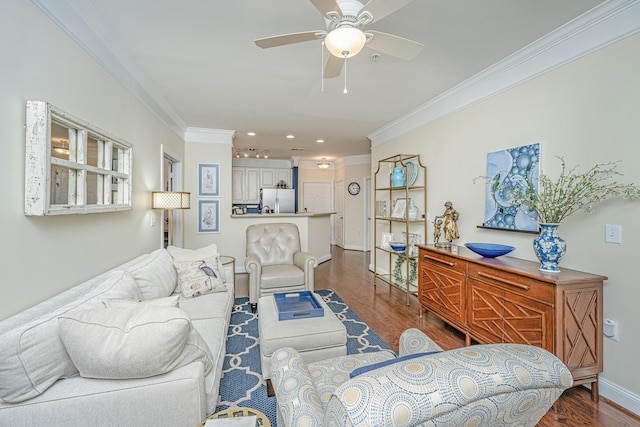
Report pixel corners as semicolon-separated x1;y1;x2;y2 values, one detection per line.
381;232;393;249
391;198;410;219
198;163;219;197
198;199;219;233
402;232;423;256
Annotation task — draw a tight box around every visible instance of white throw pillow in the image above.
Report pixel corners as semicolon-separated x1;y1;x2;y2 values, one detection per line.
58;306;214;379
127;249;178;300
168;244;226;283
0;270;141;403
173;255;226;298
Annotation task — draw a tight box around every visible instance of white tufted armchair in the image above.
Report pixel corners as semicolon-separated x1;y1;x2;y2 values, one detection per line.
245;223;318;312
271;328;573;427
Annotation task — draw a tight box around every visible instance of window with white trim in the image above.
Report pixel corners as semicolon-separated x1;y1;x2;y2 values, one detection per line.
25;101;133;215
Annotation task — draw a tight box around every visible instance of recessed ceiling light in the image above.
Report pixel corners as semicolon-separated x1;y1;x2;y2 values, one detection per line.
247;132;256;136
316;139;324;143
286;134;294;139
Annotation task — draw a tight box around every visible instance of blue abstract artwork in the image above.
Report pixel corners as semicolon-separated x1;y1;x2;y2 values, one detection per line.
483;143;540;232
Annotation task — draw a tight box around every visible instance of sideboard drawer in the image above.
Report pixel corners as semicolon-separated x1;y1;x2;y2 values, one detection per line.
419;249;465;274
467;263;554;305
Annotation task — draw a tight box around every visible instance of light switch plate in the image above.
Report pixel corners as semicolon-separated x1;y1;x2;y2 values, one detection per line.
605;224;621;244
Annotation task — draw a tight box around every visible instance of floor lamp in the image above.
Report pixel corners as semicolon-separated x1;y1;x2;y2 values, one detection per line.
152;191;190;247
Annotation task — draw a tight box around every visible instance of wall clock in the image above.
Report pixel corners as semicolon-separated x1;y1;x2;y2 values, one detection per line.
348;182;360;195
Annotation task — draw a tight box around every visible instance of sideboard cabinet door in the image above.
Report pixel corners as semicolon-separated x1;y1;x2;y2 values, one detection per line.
419;261;465;327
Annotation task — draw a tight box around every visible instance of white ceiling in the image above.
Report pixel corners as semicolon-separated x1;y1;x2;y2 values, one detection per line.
39;0;607;161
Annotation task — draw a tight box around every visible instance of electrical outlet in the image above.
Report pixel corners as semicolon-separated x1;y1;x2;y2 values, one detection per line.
605;224;622;244
604;318;619;341
150;212;157;227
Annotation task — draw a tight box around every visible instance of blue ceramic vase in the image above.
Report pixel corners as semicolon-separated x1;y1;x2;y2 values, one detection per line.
391;167;406;187
533;223;566;272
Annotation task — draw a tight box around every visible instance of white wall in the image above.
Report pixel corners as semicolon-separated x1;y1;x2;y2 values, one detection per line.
372;33;640;411
183;140;233;251
337;158;371;250
0;1;183;320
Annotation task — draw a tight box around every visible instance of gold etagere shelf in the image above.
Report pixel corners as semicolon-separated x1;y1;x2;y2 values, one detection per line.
373;154;427;305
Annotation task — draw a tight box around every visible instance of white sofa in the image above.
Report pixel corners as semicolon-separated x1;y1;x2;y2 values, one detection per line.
0;244;234;427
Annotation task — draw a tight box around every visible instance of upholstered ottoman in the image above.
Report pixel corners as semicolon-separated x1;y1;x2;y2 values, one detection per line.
258;293;347;379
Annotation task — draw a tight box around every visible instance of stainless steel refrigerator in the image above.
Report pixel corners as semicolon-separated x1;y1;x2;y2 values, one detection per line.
260;188;295;214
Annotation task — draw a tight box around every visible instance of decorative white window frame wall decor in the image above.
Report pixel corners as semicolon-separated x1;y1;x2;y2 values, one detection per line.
25;101;133;216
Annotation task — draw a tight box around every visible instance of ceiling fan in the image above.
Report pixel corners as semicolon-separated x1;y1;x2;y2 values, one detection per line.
254;0;423;78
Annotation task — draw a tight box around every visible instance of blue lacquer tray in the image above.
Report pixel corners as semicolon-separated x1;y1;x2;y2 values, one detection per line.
274;291;324;321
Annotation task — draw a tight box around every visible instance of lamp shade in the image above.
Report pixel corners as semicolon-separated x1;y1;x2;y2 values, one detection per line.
325;27;366;58
152;192;190;210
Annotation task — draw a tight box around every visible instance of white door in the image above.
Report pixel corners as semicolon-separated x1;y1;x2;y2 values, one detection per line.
334;180;344;248
302;181;333;213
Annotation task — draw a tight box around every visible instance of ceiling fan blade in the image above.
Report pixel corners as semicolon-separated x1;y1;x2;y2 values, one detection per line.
255;31;325;49
366;31;423;60
323;54;344;78
360;0;414;24
308;0;342;18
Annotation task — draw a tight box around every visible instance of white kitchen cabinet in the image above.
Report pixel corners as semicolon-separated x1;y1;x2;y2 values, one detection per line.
276;169;292;188
232;167;260;203
260;169;277;188
233;167;292;203
260;168;292;189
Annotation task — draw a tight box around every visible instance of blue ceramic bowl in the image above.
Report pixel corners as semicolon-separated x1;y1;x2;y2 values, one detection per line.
464;243;515;258
389;242;407;252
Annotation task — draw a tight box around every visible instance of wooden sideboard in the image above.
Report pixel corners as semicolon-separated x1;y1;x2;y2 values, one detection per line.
417;244;607;401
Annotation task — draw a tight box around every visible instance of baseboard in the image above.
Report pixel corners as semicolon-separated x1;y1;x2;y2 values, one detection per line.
599;377;640;417
370;264;389;276
343;245;365;251
317;254;332;264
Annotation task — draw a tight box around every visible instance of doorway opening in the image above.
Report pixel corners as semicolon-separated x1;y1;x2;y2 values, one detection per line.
161;145;185;248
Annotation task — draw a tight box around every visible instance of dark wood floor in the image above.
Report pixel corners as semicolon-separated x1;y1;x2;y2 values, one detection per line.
314;246;640;427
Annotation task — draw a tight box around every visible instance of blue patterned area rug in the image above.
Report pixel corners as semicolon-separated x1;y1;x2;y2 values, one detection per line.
214;289;393;426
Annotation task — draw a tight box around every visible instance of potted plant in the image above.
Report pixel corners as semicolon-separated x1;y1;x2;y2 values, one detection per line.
487;157;640;272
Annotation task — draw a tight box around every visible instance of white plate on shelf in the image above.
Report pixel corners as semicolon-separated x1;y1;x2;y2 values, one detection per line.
406;161;418;186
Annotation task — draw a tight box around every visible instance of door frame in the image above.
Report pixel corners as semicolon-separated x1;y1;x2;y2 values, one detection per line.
161;144;185;248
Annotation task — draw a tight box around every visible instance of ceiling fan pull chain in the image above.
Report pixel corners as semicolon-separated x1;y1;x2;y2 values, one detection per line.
343;52;348;94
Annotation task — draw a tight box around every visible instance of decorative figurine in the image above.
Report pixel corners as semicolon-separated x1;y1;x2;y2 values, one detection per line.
434;201;460;247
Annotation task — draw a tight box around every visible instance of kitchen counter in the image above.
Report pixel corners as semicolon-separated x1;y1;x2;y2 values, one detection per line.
230;212;334;218
229;212;335;264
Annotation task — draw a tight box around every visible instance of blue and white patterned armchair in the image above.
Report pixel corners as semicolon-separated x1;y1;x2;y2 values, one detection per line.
271;328;572;427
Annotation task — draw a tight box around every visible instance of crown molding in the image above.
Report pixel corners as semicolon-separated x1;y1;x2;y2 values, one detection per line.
184;127;236;144
32;0;188;138
369;0;640;146
340;154;371;167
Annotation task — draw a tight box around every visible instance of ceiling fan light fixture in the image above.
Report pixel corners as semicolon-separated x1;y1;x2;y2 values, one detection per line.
325;27;366;58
